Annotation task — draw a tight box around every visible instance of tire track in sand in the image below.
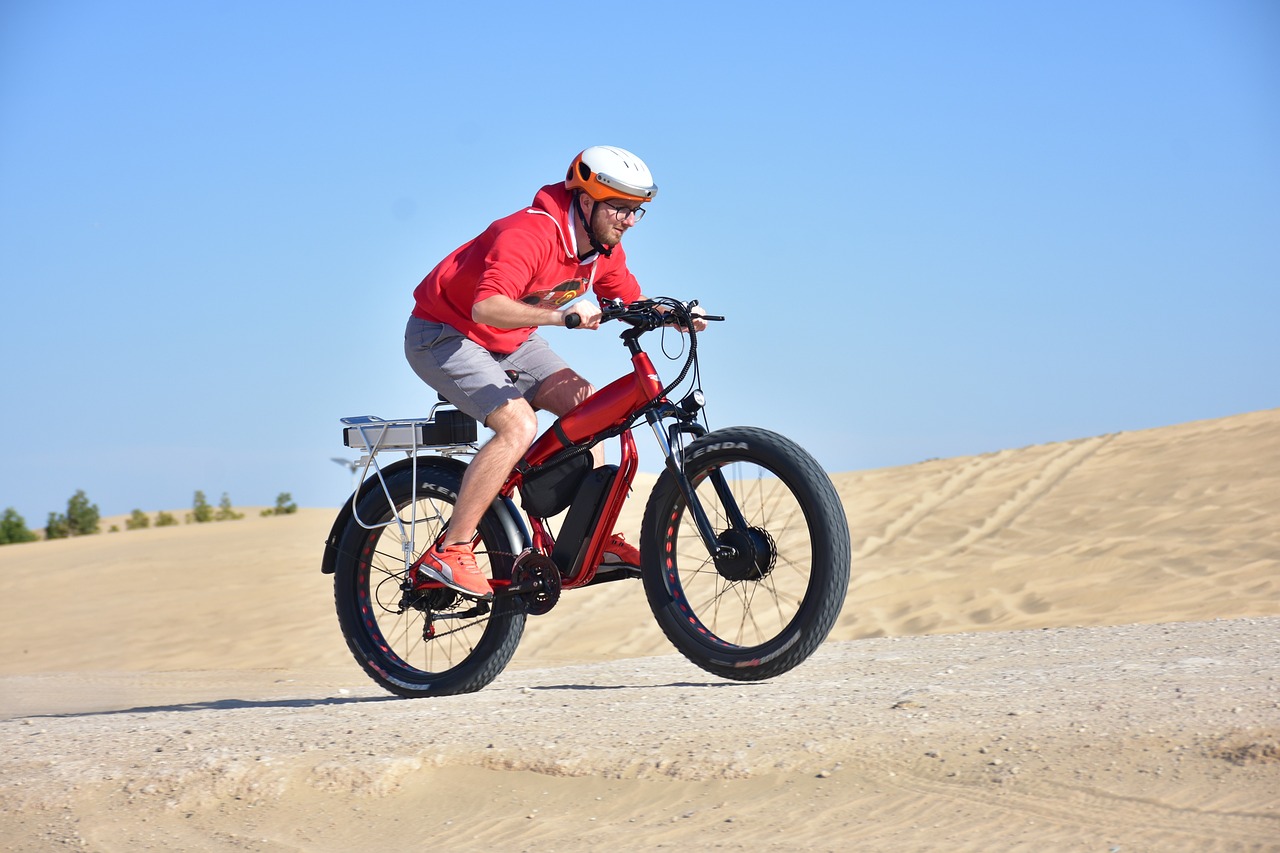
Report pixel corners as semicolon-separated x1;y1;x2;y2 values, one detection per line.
853;454;1003;560
929;433;1115;558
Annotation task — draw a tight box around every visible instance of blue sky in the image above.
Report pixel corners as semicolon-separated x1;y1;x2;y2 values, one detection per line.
2;0;1277;523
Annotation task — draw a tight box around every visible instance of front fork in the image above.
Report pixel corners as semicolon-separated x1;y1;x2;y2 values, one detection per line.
645;408;746;559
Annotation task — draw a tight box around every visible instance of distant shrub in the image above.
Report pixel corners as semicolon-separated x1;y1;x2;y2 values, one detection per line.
125;509;151;530
261;492;298;517
155;511;179;527
0;507;39;545
45;490;100;539
188;491;214;524
67;490;100;536
45;511;70;539
214;492;244;521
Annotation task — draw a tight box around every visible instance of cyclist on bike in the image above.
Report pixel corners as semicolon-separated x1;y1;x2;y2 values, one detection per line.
405;146;659;599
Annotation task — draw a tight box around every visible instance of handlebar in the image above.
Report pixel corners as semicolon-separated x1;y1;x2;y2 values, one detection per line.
564;298;724;331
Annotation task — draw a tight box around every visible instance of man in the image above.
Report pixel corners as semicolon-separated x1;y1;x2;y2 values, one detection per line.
405;146;658;600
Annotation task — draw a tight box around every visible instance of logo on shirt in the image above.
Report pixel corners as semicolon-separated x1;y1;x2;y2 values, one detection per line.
521;278;587;308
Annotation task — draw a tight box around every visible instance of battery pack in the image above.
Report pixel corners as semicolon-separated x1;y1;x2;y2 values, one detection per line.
552;464;618;577
342;410;477;451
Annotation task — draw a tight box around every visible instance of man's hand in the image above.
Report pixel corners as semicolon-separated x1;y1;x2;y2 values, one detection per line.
655;302;708;333
564;300;602;329
685;304;708;333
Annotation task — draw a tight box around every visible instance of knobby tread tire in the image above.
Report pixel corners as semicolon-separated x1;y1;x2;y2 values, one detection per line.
639;426;851;681
332;464;525;698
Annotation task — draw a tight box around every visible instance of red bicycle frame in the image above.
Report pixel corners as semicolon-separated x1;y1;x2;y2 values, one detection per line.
499;349;665;589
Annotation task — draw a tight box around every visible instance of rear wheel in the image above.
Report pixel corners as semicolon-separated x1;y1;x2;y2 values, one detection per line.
332;463;525;697
640;427;850;680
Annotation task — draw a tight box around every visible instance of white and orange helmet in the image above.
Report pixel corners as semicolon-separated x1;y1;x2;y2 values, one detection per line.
566;146;658;203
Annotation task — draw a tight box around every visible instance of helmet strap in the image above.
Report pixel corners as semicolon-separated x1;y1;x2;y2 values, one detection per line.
574;192;613;259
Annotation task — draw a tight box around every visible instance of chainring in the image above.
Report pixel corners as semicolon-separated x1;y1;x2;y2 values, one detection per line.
512;552;563;616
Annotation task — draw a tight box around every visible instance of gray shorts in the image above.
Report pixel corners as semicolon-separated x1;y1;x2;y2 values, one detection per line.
404;316;571;424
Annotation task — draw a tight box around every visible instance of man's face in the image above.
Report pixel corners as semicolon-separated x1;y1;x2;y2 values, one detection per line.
590;199;644;248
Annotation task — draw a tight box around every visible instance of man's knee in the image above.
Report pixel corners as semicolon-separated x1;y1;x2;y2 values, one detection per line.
486;398;538;447
536;369;594;415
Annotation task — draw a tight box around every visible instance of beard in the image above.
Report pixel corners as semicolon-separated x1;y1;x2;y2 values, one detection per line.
590;205;628;247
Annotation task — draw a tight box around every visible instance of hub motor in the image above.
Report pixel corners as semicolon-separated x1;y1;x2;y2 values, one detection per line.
713;526;777;582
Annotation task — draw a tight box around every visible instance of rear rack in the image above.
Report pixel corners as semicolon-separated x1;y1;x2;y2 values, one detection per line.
341;409;478;454
338;407;480;558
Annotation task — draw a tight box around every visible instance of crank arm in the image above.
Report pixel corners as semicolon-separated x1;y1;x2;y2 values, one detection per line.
500;579;544;596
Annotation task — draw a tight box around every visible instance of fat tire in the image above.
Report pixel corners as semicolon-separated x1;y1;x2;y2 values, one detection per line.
332;463;525;698
640;426;850;681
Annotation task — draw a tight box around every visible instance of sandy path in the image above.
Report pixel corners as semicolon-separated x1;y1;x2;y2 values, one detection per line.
3;618;1278;851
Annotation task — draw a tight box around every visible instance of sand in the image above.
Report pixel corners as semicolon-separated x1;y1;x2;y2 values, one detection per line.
1;408;1277;851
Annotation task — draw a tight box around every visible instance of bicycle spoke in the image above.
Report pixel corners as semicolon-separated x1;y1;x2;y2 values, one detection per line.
665;455;818;648
336;471;525;698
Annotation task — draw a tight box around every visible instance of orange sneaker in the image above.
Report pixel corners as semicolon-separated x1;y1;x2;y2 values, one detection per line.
599;533;641;571
413;542;493;600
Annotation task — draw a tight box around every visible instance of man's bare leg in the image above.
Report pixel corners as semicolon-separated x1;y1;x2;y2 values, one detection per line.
443;398;537;544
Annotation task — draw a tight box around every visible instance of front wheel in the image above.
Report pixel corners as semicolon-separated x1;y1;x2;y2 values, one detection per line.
640;426;850;681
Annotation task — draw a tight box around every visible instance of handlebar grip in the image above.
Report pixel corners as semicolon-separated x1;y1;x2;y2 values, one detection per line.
564;312;581;329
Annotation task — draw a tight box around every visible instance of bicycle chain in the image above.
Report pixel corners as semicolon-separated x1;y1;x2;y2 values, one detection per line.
361;544;542;644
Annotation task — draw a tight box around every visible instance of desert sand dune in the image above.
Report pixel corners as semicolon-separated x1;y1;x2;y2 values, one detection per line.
1;408;1277;850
